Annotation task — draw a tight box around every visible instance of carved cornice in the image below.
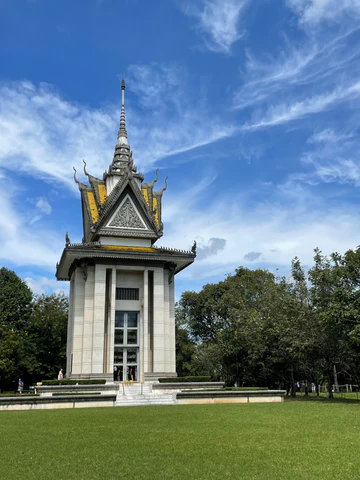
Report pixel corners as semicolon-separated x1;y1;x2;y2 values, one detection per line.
156;245;195;256
56;246;195;281
66;241;102;249
96;227;161;239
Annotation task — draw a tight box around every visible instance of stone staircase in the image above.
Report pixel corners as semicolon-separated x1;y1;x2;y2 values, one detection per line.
116;383;177;407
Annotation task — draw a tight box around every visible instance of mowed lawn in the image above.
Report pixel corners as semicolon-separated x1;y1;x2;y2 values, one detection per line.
0;400;360;480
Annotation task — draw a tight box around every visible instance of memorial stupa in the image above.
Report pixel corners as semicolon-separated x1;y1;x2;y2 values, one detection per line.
56;80;195;382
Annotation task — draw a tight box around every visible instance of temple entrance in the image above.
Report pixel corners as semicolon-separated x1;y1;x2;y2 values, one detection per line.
114;311;139;382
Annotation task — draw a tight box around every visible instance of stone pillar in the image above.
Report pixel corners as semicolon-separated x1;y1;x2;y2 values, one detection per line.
153;267;165;372
163;269;170;372
169;278;176;373
81;265;95;374
91;264;107;374
72;268;86;375
142;269;149;381
107;267;116;377
66;275;74;376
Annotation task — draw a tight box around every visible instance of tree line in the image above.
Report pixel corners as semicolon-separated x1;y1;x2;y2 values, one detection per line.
176;248;360;397
0;267;68;391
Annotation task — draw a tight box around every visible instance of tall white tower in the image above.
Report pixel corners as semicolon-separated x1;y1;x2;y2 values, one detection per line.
56;80;195;382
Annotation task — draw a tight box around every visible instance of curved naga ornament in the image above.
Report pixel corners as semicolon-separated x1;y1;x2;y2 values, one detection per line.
155;176;168;197
73;166;80;185
191;240;197;256
83;159;90;178
145;168;159;189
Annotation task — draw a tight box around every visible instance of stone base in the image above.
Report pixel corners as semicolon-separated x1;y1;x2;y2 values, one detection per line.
144;372;177;382
67;373;113;382
0;394;117;411
176;390;286;404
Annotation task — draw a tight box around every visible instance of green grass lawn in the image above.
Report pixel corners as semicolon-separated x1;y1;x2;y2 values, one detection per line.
0;399;360;480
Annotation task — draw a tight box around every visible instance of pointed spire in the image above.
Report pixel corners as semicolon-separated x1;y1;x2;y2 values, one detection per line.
104;79;144;187
117;78;128;146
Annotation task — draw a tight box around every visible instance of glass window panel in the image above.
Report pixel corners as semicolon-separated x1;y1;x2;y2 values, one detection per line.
115;330;124;345
127;312;138;328
114;347;123;363
114;366;123;382
127;366;136;381
115;311;125;328
127;349;137;363
127;329;137;345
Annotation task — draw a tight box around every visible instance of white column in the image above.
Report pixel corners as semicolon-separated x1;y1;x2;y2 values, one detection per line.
107;267;116;376
72;268;85;375
142;269;149;380
169;278;176;373
92;264;107;373
81;266;95;374
153;267;165;372
66;275;75;375
163;269;170;372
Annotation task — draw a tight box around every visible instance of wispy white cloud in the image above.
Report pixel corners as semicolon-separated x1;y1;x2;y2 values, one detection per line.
36;197;52;215
287;0;360;25
0;70;235;188
0;177;63;270
234;27;360;111
24;275;69;296
126;63;236;163
299;127;360;186
307;128;355;144
242;80;360;130
0;81;114;189
180;0;248;54
165;178;360;283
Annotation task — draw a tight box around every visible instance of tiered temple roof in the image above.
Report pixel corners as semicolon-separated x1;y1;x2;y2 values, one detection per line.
56;80;195;281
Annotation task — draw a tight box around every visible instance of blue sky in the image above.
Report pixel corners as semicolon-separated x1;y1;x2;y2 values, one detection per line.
1;0;360;297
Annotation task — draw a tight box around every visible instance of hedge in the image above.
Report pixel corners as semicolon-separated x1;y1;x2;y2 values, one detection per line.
158;376;211;383
52;392;101;396
0;393;39;397
182;387;269;392
40;379;106;386
222;387;268;391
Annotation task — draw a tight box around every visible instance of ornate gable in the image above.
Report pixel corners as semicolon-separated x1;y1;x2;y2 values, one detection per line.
93;176;161;241
107;195;147;230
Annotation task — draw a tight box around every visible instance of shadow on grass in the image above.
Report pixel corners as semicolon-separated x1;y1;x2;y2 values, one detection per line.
285;393;360;404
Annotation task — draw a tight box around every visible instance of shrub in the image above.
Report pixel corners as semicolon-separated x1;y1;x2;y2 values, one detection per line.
40;379;106;386
181;387;269;392
158;376;211;383
0;393;39;397
52;392;101;396
222;387;268;391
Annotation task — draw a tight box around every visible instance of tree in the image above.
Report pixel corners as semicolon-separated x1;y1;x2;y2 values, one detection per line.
176;249;360;394
306;248;360;397
0;267;32;329
0;267;32;389
178;267;298;386
0;268;69;390
28;293;68;380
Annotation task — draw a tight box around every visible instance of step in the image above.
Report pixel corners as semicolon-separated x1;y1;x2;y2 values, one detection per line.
118;385;153;396
115;392;176;407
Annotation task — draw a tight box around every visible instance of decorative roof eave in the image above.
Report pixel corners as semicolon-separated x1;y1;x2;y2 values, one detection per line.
73;167;91;192
83;160;107;207
55;243;195;281
96;227;162;240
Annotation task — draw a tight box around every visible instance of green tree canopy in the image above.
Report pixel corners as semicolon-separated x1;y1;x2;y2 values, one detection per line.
176;249;360;394
0;267;68;390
